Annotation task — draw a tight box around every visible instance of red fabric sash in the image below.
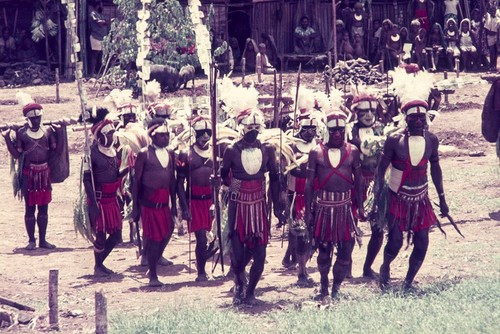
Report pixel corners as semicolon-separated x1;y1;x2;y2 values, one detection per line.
318;143;353;189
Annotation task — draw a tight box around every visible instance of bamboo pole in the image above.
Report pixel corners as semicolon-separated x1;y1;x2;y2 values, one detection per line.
332;0;337;64
48;269;59;330
95;290;107;334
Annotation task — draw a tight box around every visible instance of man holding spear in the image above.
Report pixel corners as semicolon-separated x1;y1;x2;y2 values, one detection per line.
177;116;215;282
84;108;125;276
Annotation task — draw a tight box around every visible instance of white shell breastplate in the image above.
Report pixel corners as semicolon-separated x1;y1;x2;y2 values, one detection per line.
27;128;44;139
408;136;425;167
296;140;315;154
359;127;374;155
155;148;169;168
241;148;262;175
328;148;341;167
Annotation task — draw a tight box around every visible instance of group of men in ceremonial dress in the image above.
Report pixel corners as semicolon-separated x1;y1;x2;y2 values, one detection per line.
3;63;452;305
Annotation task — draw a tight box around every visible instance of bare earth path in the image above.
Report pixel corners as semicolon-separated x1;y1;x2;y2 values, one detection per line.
0;73;499;333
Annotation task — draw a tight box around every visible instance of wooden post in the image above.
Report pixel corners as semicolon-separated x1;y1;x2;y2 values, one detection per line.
455;58;460;78
57;4;62;75
95;290;107;334
332;0;337;65
443;71;449;104
13;8;18;34
55;68;60;103
48;269;59;330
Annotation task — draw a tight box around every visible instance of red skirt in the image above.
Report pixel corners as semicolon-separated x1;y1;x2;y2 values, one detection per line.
141;188;171;242
189;185;212;233
389;191;437;232
23;163;52;206
232;179;268;248
314;190;355;243
94;181;122;234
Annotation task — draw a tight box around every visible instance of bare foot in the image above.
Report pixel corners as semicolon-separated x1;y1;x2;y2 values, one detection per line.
94;266;111;277
39;241;56;249
363;268;379;280
25;242;36;250
195;274;208;282
148;278;164;287
297;275;315;288
158;257;173;266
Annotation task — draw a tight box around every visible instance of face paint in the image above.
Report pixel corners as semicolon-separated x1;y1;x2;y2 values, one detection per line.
328;127;345;148
28;116;42;131
152;132;170;148
195;129;212;139
243;130;259;143
121;113;136;126
300;126;317;143
98;130;115;148
357;109;376;127
406;113;427;135
195;129;211;148
243;124;261;134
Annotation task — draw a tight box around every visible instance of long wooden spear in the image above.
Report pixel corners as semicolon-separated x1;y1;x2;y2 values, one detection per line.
210;63;224;275
292;63;302;136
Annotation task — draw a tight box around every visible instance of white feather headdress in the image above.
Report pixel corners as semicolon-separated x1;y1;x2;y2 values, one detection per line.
390;67;434;108
104;89;134;109
143;80;161;103
16;91;34;106
218;77;259;118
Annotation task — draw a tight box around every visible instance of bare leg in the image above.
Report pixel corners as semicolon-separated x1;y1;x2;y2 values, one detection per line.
403;228;429;290
379;217;403;290
332;239;355;297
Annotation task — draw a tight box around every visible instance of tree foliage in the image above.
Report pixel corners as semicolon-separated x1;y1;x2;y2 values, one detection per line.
103;0;199;79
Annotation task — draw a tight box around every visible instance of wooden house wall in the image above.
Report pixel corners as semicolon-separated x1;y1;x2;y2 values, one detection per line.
251;0;414;54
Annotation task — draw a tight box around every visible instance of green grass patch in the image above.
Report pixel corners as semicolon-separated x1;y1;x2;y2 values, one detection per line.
272;278;499;334
110;278;499;334
110;304;252;334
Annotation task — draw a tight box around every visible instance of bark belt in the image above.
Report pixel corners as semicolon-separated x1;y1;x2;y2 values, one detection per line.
191;194;212;200
140;199;169;209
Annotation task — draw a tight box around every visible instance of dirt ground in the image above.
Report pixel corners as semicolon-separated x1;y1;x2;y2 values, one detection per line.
0;72;499;333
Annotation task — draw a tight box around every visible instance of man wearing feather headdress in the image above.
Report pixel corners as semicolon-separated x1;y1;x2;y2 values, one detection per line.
177;116;215;282
304;111;365;299
84;108;126;276
132;118;177;287
282;109;320;287
114;100;148;244
2;93;64;250
220;108;284;305
373;78;449;290
349;91;386;279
